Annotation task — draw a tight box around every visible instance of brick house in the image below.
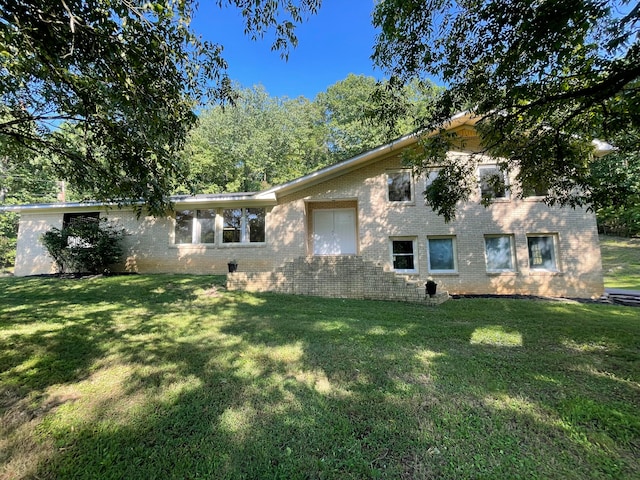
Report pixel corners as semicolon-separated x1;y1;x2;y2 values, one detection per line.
7;112;607;300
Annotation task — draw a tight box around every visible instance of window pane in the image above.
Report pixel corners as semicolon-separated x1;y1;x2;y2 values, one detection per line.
528;236;556;269
523;179;549;197
428;238;455;271
393;240;413;254
175;210;193;244
485;236;514;270
223;209;242;243
479;167;507;199
63;212;99;229
392;240;414;270
425;170;439;187
388;171;412;201
197;209;215;244
247;208;266;243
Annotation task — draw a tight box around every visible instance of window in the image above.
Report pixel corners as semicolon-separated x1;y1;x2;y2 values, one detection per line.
425;169;440;188
427;236;457;273
387;170;413;202
522;179;549;198
527;235;558;271
391;238;417;272
484;235;516;272
223;208;266;243
63;212;99;228
174;209;215;244
478;166;509;200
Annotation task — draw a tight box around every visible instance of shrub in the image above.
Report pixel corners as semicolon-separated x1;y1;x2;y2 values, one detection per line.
41;217;125;274
0;212;18;269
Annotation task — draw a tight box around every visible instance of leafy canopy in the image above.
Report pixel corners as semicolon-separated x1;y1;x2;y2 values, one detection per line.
0;0;320;215
372;0;640;221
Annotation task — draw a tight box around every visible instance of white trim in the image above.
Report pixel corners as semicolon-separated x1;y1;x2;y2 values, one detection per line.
390;237;418;274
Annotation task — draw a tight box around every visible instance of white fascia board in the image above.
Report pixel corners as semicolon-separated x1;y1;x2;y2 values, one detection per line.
173;192;277;208
0;192;278;214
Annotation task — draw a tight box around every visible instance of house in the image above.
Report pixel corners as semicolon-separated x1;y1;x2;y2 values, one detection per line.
6;112;606;300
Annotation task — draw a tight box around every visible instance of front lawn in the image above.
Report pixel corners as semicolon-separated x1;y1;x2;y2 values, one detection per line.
600;235;640;290
1;275;638;479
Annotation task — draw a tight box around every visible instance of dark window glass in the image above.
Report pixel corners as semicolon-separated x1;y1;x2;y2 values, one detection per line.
392;240;415;270
247;208;266;243
485;236;514;271
63;212;99;229
528;236;556;270
479;167;507;199
198;210;215;244
223;209;242;243
175;210;194;244
388;171;412;201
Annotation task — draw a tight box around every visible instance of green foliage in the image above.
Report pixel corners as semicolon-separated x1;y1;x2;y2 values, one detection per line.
589;132;640;236
182;76;442;194
316;74;442;160
180;85;331;193
372;0;640;221
315;74;391;160
0;212;17;268
40;217;125;274
0;0;321;214
0;152;59;268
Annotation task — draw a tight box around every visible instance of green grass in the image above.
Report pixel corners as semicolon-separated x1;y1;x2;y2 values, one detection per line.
600;234;640;291
1;275;639;479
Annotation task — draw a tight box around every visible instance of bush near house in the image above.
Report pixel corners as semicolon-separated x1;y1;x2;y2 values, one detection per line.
40;217;125;274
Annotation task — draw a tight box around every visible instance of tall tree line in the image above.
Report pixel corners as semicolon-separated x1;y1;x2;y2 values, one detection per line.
177;75;441;194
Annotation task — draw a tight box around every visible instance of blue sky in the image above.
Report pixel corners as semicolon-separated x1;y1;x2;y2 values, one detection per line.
191;1;384;100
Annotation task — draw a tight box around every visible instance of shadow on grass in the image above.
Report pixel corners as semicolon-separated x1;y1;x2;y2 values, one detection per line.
0;277;638;479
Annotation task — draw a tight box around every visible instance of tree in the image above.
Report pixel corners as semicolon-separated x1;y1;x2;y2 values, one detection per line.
0;0;321;214
179;85;330;193
316;74;442;160
0;146;59;268
588;130;640;235
372;0;640;221
316;74;390;160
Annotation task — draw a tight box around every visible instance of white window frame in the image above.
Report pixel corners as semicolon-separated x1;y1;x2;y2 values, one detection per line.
174;209;216;245
427;236;458;273
387;170;414;203
527;234;559;272
484;234;517;273
478;165;510;201
390;237;418;274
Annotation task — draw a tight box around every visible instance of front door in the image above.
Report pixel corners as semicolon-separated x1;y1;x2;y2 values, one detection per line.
312;209;357;255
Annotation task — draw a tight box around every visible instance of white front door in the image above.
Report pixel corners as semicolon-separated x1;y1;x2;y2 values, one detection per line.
312;209;357;255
